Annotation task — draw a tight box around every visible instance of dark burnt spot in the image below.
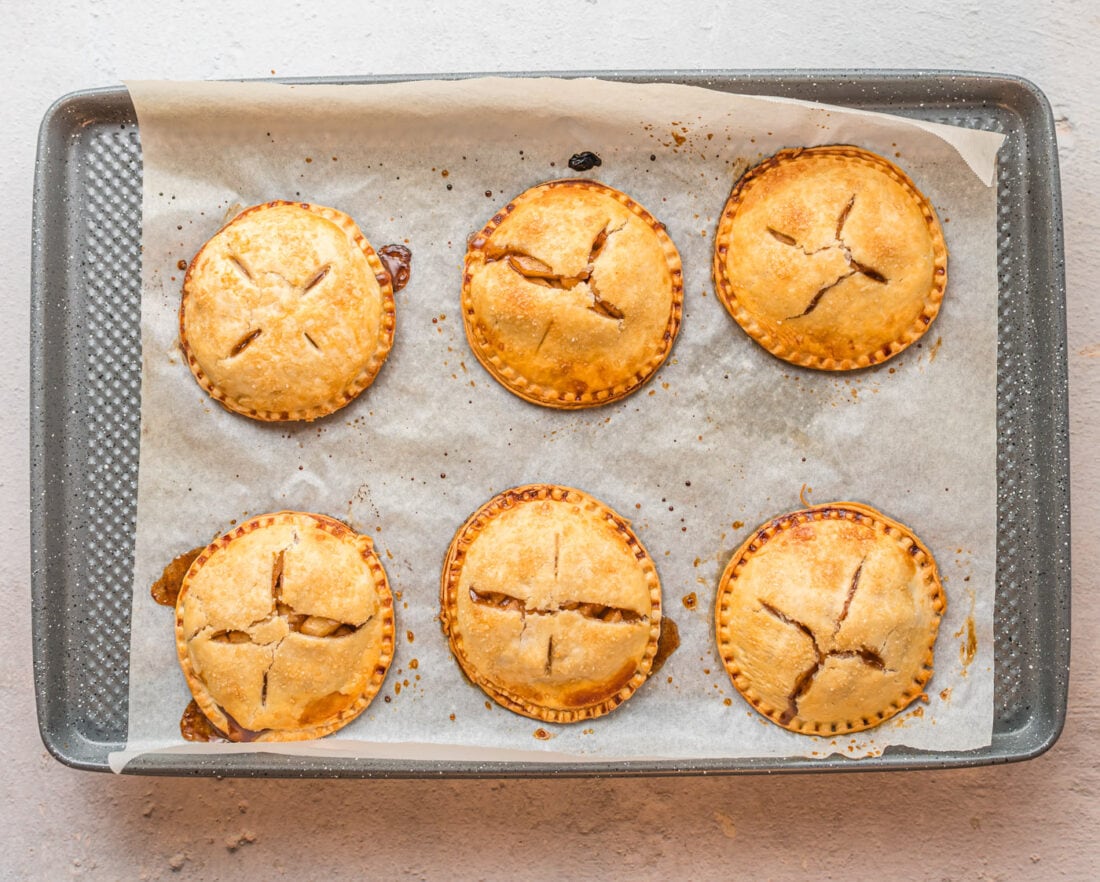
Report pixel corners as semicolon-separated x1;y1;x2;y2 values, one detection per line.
568;151;602;172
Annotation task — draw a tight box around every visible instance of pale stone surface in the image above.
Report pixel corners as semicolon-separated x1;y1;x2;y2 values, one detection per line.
3;1;1097;879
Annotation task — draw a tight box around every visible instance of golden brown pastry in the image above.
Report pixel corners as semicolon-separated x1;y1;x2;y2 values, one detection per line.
462;180;683;408
713;146;947;370
180;201;395;421
175;511;395;741
440;485;662;722
715;502;944;734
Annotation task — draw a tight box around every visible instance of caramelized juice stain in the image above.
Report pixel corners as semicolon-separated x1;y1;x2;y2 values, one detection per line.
960;616;977;666
378;243;413;292
649;617;681;676
151;546;206;607
180;699;222;742
179;700;266;743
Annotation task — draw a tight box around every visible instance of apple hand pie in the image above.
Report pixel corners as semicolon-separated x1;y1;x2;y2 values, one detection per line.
440;485;662;722
713;147;947;370
180;201;396;421
175;511;395;741
462;180;683;408
715;502;945;734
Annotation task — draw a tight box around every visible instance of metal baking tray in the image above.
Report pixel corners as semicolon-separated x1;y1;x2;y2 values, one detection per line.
30;71;1069;776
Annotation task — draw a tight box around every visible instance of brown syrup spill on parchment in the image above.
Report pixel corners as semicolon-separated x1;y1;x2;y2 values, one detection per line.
150;546;206;607
180;700;268;743
180;699;223;742
960;616;978;667
649;617;681;677
378;244;413;292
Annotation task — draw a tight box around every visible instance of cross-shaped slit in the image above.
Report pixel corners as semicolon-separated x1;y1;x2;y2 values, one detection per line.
182;534;375;738
205;547;368;644
219;257;336;360
765;195;890;319
486;223;627;322
758;556;890;725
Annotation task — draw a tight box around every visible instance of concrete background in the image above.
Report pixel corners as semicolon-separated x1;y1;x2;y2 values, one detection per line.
2;1;1096;878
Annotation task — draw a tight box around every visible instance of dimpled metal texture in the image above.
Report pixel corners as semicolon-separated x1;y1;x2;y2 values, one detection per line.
927;108;1033;728
78;124;143;739
31;101;143;765
31;74;1068;775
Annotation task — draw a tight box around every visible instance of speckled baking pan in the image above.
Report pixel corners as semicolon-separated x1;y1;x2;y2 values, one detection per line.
30;71;1069;776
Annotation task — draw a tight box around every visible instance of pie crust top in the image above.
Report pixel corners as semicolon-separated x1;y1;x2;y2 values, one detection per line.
715;502;945;735
462;180;683;408
440;485;662;722
713;147;947;370
180;201;396;421
175;511;395;741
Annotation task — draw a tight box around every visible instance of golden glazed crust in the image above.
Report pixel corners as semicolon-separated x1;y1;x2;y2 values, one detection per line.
715;502;945;735
440;485;662;722
180;201;396;421
462;180;683;408
175;511;395;741
713;147;947;370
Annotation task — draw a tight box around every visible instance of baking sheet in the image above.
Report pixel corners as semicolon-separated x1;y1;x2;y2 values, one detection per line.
110;77;1004;771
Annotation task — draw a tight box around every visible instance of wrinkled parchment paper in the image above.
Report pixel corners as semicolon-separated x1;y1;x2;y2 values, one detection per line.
112;78;1004;771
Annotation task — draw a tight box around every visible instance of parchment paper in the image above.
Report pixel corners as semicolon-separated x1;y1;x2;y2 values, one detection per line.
111;78;1004;771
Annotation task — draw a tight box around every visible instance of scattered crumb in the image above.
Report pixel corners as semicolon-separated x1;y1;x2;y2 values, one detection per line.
225;831;256;852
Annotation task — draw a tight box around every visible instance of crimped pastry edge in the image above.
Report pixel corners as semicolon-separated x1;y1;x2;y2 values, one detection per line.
712;146;948;371
179;200;397;422
714;501;945;735
175;510;395;742
462;179;683;409
439;484;662;723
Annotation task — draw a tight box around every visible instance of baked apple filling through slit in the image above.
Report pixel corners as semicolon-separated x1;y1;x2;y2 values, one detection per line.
485;222;628;323
764;194;890;320
229;328;262;358
467;585;646;624
468;584;646;676
194;540;371;725
756;555;891;725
